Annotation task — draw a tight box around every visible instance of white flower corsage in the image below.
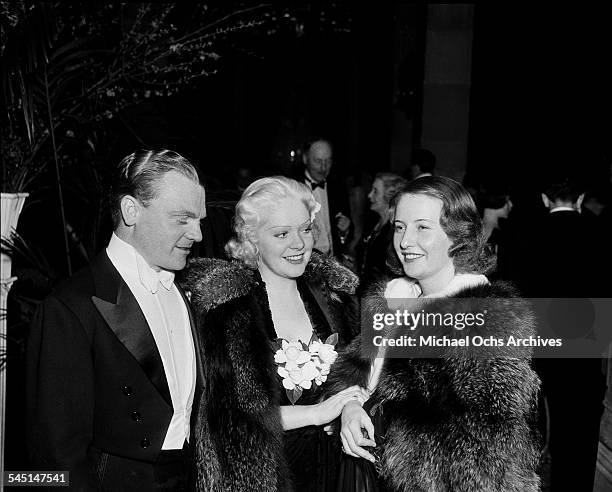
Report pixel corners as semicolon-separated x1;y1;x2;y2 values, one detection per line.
274;333;338;404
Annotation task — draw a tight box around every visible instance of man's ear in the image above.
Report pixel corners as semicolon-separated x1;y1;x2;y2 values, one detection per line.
541;193;551;209
576;193;585;211
120;195;140;226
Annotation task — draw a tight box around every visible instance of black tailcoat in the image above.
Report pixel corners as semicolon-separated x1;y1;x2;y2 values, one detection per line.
515;210;609;490
26;252;204;490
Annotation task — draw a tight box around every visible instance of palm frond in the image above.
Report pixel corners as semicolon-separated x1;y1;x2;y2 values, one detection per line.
0;231;54;280
1;2;58;144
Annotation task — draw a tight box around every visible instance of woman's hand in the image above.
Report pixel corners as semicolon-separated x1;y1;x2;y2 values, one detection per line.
280;386;368;431
311;385;369;427
340;401;376;463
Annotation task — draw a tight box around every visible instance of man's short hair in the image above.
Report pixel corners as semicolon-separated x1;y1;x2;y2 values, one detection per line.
110;149;199;228
412;148;436;174
303;137;333;156
480;184;511;210
543;175;585;203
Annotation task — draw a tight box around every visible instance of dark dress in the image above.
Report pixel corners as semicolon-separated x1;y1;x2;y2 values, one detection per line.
280;282;344;492
358;222;394;288
183;252;360;492
335;399;386;492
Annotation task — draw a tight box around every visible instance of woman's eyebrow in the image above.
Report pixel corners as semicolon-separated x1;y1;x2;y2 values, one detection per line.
265;225;290;231
265;221;311;231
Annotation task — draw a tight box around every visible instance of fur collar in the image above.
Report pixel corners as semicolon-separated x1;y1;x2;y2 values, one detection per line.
360;277;536;363
365;276;524;310
181;251;358;314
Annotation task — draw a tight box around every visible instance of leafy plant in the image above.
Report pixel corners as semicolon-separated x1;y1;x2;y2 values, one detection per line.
1;2;270;273
1;231;57;368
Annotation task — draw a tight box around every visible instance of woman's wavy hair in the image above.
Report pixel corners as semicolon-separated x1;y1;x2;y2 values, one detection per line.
225;176;319;268
388;176;495;275
376;172;408;204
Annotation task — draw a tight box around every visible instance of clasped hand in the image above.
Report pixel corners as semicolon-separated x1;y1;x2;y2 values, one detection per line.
340;400;376;463
314;385;369;428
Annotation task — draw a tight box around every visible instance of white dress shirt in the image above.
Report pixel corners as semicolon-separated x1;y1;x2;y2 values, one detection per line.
106;233;196;449
305;171;333;255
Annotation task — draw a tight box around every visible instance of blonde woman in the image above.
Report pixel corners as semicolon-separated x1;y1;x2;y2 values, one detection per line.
182;176;365;491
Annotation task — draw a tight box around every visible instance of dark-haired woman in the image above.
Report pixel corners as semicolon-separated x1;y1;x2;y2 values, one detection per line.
331;176;541;491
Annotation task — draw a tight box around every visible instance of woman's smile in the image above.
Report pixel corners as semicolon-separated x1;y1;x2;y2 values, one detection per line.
284;253;305;264
402;252;425;261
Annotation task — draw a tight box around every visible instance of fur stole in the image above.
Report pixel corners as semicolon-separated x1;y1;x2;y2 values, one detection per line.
327;278;542;492
180;253;358;492
181;251;358;313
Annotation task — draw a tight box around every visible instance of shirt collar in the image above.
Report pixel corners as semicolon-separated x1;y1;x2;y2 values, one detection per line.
107;233;175;294
305;170;325;185
549;206;576;213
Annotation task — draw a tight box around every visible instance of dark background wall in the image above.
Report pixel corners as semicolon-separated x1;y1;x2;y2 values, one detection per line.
468;4;612;189
94;3;612;194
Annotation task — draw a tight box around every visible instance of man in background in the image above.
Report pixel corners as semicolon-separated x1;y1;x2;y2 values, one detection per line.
514;175;608;491
297;138;352;257
408;148;436;180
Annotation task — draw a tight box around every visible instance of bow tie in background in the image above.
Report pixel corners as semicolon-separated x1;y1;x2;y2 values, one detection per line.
310;180;326;191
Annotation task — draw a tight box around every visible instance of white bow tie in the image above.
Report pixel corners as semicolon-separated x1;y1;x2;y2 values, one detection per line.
135;254;175;294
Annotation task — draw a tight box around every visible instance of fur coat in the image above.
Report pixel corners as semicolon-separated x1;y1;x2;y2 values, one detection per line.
181;252;359;492
325;278;542;492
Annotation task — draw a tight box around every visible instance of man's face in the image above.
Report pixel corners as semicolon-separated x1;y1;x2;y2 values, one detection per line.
304;141;333;183
132;171;206;271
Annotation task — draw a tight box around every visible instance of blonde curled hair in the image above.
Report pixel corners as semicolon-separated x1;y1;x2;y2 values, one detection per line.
225;176;320;268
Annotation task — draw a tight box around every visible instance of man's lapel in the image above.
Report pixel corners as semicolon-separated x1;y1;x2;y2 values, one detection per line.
90;252;172;407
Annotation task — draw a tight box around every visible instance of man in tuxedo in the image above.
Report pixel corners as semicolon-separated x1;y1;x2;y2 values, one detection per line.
298;138;351;257
520;176;608;297
27;149;206;490
516;176;608;491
